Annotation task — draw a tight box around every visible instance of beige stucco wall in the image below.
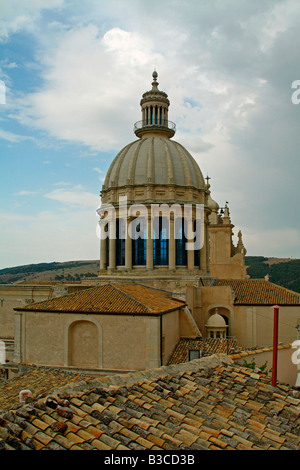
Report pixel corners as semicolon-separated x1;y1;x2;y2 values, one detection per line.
162;310;180;365
187;286;300;349
234;305;300;348
235;346;298;386
14;309;183;372
0;285;66;338
191;286;234;335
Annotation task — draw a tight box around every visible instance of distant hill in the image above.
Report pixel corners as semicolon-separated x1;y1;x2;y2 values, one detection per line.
245;256;300;293
0;257;300;293
0;260;99;284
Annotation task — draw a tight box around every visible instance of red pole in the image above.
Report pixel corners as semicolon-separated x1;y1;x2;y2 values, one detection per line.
272;305;280;387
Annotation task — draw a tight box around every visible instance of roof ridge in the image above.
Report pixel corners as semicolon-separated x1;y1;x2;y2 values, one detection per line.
21;285;95;309
109;283;153;313
265;280;300;297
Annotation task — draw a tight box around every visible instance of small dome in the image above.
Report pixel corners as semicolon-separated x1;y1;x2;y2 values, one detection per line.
207;194;219;212
103;136;205;190
206;313;226;328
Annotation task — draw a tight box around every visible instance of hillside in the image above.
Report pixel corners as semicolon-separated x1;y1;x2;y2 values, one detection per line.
0;257;299;293
245;256;300;293
0;260;99;284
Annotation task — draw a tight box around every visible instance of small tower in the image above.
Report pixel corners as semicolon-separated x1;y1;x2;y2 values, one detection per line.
206;309;227;339
134;71;176;139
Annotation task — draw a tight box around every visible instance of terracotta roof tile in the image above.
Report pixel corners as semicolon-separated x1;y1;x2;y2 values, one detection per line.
0;355;299;451
15;283;185;315
168;337;238;365
214;279;300;305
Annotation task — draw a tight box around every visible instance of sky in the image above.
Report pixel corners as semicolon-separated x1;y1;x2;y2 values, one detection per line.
1;0;300;269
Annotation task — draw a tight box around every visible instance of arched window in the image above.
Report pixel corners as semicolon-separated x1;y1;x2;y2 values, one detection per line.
116;219;125;266
132;218;146;266
153;216;169;266
175;218;187;266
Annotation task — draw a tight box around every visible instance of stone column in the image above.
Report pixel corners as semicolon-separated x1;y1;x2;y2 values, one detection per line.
187;218;195;271
169;214;175;270
187;244;194;270
108;219;116;270
99;226;107;270
200;220;207;270
125;217;132;270
14;312;22;363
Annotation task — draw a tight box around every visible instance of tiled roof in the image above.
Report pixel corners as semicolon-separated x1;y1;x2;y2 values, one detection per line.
0;355;299;450
167;338;238;365
15;283;185;315
0;366;95;412
214;279;300;305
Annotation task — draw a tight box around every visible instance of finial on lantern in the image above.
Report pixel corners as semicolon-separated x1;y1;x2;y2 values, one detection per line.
152;70;159;90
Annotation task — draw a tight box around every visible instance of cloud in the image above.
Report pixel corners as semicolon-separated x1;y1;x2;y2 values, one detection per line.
0;207;99;268
1;0;300;265
0;128;34;143
93;167;105;182
10;24;163;152
0;0;65;41
15;190;39;196
44;186;99;209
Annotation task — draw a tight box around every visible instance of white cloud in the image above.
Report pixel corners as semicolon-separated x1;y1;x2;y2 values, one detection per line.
0;0;65;41
0;128;33;143
0;207;99;268
2;0;300;265
44;187;99;209
15;190;39;196
9;24;164;152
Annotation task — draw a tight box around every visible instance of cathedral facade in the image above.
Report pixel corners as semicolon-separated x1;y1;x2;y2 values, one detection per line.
1;72;299;378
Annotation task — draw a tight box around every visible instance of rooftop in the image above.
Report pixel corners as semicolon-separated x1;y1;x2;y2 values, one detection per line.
214;279;300;305
14;283;185;315
167;338;238;365
0;355;299;450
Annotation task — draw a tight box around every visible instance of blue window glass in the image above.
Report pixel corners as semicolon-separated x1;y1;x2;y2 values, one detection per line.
116;219;125;266
175;218;187;266
153;217;169;266
132;218;146;266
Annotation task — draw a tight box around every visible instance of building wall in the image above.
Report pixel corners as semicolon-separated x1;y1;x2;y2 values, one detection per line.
234;346;298;386
14;309;182;372
162;310;180;365
0;285;63;338
234;305;300;348
188;286;300;349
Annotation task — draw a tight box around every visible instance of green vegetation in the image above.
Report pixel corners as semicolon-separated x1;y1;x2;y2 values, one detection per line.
245;256;300;293
0;261;99;284
1;257;300;291
242;358;271;375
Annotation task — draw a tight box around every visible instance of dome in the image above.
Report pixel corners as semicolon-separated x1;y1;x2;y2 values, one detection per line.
207;194;219;211
103;136;205;190
206;313;226;328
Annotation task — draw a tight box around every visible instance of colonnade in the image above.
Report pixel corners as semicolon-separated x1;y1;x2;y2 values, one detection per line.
99;213;208;272
142;104;168;126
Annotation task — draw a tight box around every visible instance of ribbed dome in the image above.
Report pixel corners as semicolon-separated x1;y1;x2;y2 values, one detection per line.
206;313;226;328
103;136;205;190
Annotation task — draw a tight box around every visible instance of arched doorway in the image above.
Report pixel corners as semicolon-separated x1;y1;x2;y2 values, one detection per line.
68;320;99;369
